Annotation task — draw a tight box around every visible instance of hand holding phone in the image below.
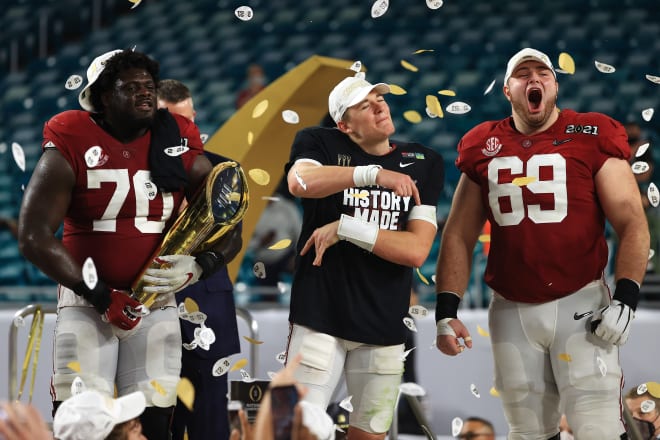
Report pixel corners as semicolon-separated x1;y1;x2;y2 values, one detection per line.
270;385;299;440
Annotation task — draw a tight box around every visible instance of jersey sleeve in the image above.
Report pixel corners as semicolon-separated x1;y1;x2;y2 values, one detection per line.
173;113;205;171
42;112;81;176
592;113;630;171
285;128;328;173
455;123;489;184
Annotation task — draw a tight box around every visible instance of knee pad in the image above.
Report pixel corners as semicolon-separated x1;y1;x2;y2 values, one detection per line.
140;406;173;440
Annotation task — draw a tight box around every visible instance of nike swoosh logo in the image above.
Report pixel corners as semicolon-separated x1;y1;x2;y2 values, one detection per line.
552;138;572;146
573;310;594;320
399;162;414;168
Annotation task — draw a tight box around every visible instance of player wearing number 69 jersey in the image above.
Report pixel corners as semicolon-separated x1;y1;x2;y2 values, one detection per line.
434;48;649;440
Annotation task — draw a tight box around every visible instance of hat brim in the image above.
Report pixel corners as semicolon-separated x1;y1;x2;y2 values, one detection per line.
115;391;146;424
78;84;95;112
346;83;391;109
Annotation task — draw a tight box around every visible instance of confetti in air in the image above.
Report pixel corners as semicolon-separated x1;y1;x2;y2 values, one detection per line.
400;60;419;72
642;108;655;122
339;395;354;412
252;100;269;118
212;357;231;377
370;0;389;18
388;84;407;95
176;377;195;411
282;110;300;124
594;61;616;73
483;79;496;95
558;52;575;75
12;142;25;172
248;168;270;186
636;143;650;157
268;239;292;250
234;6;254;21
65;74;83;90
403;110;422;124
451;417;463;436
426;0;444;9
82;257;98;290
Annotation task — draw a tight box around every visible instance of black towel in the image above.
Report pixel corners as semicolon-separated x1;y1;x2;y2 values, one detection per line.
149;109;188;192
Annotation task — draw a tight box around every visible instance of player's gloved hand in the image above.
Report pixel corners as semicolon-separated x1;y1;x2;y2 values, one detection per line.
103;291;142;330
142;255;203;295
591;278;639;346
435;291;472;356
73;280;142;330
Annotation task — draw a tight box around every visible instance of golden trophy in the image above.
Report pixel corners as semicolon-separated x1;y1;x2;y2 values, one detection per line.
133;161;249;308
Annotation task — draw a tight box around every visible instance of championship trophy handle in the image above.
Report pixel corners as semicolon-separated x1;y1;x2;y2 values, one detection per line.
132;161;249;308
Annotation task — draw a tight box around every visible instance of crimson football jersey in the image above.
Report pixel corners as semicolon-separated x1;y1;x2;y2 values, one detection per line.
457;109;629;302
43;110;204;289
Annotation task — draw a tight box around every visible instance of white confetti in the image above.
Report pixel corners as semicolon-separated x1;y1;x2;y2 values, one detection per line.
399;382;426;397
594;61;616;73
483;79;496;95
648;183;659;207
267;371;277;380
197;325;216;346
253;262;266;279
470;383;481;398
431;275;436;283
240;368;255;382
403;317;418;332
401;347;416;361
636;142;650;157
261;196;281;202
12;142;25;172
277;282;287;293
452;417;464;436
370;0;389;18
200;133;209;143
445;101;472;115
425;107;439;119
180;311;208;325
645;74;660;85
294;170;307;190
182;341;198;351
638;383;649;394
164;145;189;157
84;146;102;168
649;249;655;261
354;71;366;80
143;181;157;200
282;110;300;124
596;356;607;377
426;0;443;9
408;305;428;318
128;0;142;9
212;357;232;377
65;74;83;90
349;61;362;73
12;316;25;328
276;351;287;364
71;376;86;396
632;161;650;174
641;399;656;413
642;108;655;122
0;142;6;153
82;257;98;290
234;6;254;21
339;395;354;413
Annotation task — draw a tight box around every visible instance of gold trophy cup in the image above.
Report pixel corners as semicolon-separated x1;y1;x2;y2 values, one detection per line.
133;161;249;308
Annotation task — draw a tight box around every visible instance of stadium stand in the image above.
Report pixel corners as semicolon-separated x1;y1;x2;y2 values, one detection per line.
1;0;659;304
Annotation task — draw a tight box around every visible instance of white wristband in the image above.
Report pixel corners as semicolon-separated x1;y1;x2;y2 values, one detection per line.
337;214;379;252
353;165;382;187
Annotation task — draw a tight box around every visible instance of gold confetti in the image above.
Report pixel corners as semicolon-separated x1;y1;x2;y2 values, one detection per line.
425;95;443;118
489;387;500;397
67;361;81;372
268;239;291;250
248;168;270;186
184;297;199;313
230;358;248;372
351;190;369;199
176;377;195;411
150;379;167;396
389;84;407;95
247;131;254;145
252;99;269;118
558;353;572;362
413;49;434;54
400;60;419;72
477;325;490;338
403;110;422;124
128;0;142;9
243;336;264;345
477;234;490;243
416;267;430;285
512;176;537;186
558;52;575;75
437;89;456;97
647;382;660;398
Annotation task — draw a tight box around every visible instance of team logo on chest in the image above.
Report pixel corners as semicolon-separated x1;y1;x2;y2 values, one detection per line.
482;137;502;157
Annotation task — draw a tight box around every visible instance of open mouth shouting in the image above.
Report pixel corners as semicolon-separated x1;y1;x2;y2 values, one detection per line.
527;87;543;113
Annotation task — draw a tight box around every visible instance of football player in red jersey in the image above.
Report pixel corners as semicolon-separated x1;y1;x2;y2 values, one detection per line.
434;48;649;439
18;50;239;439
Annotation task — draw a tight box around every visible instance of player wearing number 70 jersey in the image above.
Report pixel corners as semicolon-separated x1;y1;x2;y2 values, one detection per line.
434;48;649;440
18;50;240;440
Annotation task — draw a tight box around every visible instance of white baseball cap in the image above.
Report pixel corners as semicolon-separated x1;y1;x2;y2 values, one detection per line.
504;48;556;84
53;390;146;440
328;76;390;124
79;49;123;112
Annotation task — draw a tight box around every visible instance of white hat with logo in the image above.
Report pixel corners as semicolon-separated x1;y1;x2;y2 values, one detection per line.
328;76;390;124
504;48;556;84
78;49;123;112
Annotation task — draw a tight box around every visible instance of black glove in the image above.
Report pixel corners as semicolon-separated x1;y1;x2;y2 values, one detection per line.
73;280;111;314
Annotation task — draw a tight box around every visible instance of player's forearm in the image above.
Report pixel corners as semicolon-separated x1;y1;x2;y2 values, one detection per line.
613;219;650;285
372;226;435;268
434;234;475;297
288;165;358;198
19;233;82;288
